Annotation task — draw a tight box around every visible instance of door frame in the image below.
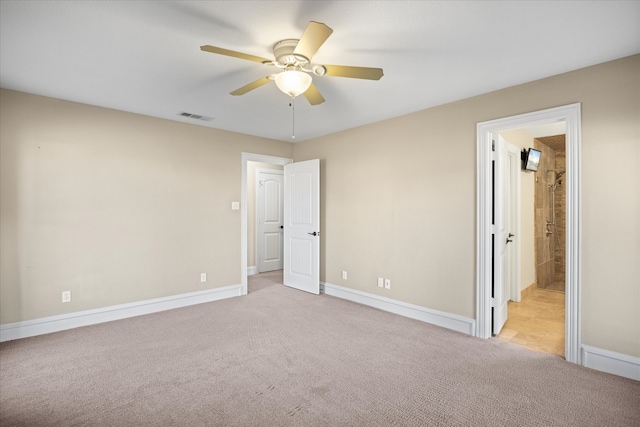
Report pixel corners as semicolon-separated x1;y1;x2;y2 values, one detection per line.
241;153;293;295
476;103;582;364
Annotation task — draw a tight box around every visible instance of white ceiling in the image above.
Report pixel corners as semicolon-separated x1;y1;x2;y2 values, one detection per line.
1;1;638;142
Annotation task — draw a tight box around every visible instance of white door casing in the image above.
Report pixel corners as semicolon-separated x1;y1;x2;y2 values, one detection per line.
476;103;581;364
256;170;284;273
284;159;320;294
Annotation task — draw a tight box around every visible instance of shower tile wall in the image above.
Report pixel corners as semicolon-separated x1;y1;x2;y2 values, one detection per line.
554;148;566;282
534;140;556;289
534;135;566;291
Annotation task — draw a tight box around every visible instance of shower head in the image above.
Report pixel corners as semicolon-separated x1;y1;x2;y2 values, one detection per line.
547;169;566;182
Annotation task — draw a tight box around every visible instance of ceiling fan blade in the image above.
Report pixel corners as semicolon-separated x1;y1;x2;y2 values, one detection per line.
303;83;325;106
200;45;272;64
294;21;333;60
323;65;384;80
230;76;272;96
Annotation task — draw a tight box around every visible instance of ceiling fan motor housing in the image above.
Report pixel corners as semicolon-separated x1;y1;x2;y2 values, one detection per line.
273;39;308;66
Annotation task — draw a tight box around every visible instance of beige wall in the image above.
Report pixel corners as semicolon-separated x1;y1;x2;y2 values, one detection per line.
1;55;638;358
500;129;537;292
293;55;640;357
0;89;292;324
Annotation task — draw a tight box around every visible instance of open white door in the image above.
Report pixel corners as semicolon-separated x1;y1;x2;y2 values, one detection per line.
493;136;521;335
492;136;508;335
283;159;320;294
505;141;521;303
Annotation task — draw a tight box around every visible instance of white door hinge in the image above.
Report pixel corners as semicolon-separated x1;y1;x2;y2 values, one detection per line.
490;298;497;308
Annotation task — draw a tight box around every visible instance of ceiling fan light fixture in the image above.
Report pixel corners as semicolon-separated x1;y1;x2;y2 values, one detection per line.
274;70;312;98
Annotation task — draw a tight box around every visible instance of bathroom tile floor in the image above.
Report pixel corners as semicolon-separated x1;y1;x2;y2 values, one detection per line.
496;288;565;357
543;281;565;292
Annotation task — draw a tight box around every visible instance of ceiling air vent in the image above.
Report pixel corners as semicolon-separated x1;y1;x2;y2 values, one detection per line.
178;111;213;122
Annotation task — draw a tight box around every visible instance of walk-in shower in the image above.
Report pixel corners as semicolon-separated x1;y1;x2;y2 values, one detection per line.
534;135;566;293
547;169;565;253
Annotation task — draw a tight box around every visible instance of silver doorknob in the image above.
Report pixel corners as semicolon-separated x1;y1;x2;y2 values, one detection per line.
308;231;319;236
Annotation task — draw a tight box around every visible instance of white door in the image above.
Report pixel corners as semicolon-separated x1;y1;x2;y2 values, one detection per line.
257;170;284;272
283;159;320;294
493;136;521;334
505;142;521;303
492;136;508;335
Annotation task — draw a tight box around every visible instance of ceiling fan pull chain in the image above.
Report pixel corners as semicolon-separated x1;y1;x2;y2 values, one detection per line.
290;97;296;139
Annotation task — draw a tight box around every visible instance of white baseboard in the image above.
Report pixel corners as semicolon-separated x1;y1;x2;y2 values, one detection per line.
247;266;258;276
581;344;640;381
0;284;242;342
322;282;475;336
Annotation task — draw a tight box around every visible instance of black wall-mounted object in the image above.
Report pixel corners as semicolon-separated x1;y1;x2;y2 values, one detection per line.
521;148;541;172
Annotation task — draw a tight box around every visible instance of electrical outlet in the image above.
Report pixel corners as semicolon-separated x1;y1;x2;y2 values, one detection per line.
61;291;71;303
377;277;384;288
200;273;207;283
384;279;391;289
342;271;348;280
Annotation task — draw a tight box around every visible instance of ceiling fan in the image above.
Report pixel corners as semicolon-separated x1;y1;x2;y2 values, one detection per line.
200;21;384;106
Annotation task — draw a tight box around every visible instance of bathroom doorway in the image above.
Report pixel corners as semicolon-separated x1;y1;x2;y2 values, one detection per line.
496;130;567;356
476;103;582;364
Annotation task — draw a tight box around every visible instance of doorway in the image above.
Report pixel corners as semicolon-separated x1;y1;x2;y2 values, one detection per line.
476;103;582;364
241;153;292;295
241;153;321;296
494;131;567;357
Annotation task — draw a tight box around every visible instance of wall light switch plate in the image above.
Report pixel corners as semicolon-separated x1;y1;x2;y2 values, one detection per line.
384;279;391;289
231;201;240;210
342;271;348;280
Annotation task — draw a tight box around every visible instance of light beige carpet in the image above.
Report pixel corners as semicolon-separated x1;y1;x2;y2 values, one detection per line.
1;271;638;426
